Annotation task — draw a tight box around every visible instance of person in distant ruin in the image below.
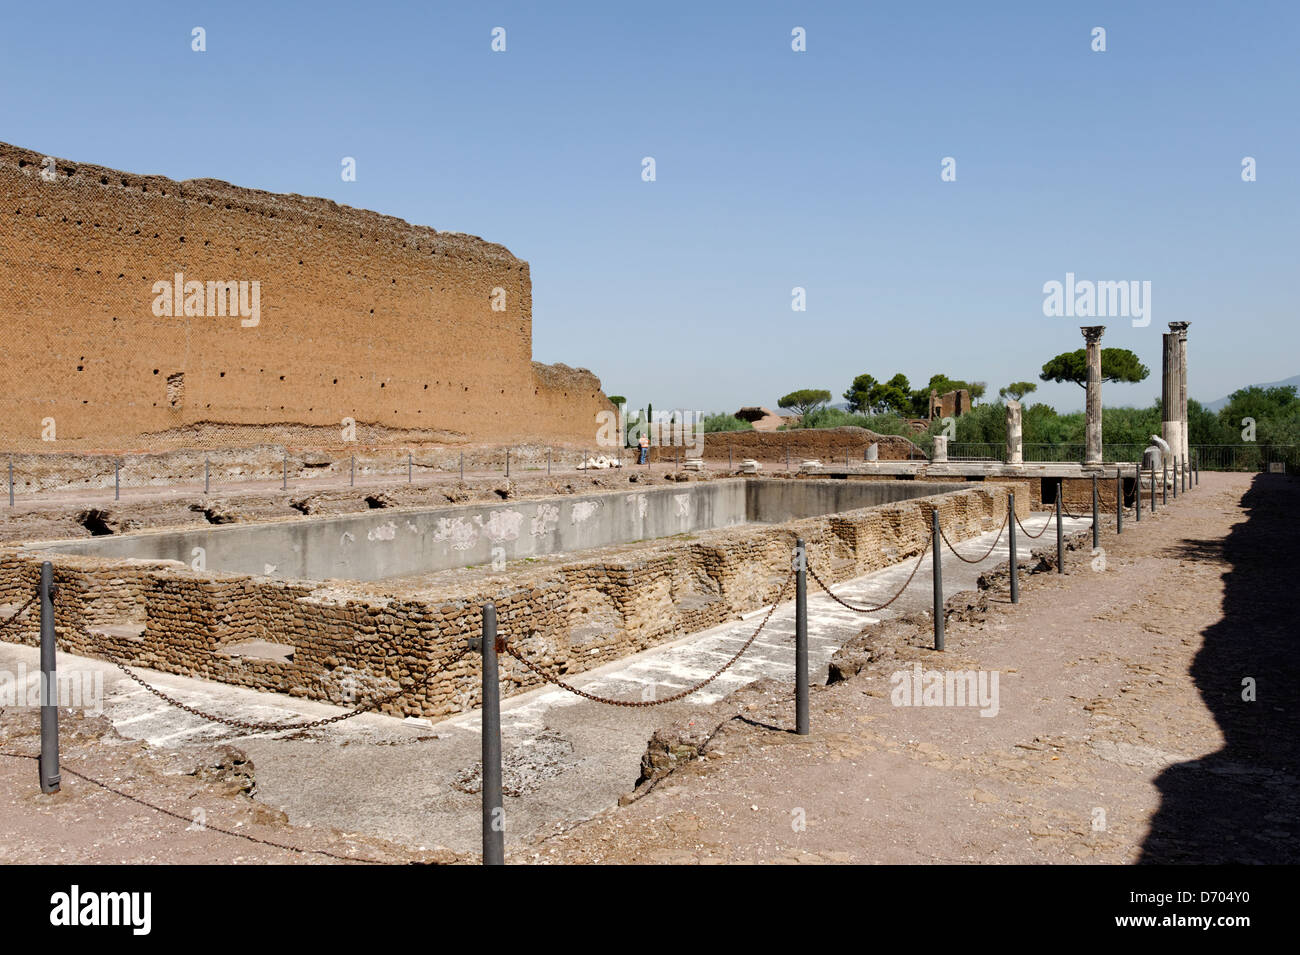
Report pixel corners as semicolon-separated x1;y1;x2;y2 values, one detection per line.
638;432;650;465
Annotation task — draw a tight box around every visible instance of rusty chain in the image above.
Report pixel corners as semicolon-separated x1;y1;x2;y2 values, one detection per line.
1058;498;1087;520
807;541;930;614
500;568;794;707
0;752;384;863
98;643;471;733
0;594;37;640
1014;510;1056;540
937;511;1009;564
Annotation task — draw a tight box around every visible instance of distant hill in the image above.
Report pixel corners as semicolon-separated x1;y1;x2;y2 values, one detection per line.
1204;374;1300;412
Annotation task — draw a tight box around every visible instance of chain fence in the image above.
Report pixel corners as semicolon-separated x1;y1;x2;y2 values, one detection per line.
3;482;1183;862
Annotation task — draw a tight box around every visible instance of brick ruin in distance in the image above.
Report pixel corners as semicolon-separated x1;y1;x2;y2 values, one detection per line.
0;142;611;450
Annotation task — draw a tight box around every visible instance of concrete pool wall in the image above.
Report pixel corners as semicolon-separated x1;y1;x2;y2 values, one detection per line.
27;479;957;582
0;481;1030;717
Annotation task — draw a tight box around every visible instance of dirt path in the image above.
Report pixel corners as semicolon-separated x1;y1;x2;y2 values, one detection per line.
530;472;1298;864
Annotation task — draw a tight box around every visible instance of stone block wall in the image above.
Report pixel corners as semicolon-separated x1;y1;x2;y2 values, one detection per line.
0;485;1027;718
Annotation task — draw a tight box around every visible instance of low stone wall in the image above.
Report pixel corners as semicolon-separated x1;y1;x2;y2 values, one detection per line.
0;484;1028;719
650;427;922;465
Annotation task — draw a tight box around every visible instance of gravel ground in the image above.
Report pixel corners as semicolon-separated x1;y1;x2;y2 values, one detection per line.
526;471;1299;864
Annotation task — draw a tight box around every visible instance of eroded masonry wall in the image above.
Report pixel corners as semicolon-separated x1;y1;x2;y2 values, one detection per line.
0;484;1030;718
0;141;609;450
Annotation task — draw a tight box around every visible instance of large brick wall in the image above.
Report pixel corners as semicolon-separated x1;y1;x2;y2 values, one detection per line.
0;142;610;451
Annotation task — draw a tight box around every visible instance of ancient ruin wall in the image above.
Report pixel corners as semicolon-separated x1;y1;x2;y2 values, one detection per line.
0;142;610;450
0;485;1027;718
651;427;923;464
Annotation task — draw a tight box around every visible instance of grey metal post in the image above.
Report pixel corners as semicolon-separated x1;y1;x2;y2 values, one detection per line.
1172;457;1178;499
480;602;504;865
1092;474;1099;550
1055;487;1064;574
786;447;790;471
931;510;944;650
728;446;733;470
1182;456;1188;492
204;457;210;495
115;460;120;501
1008;491;1019;604
1115;468;1122;534
39;562;60;794
1134;464;1141;522
1162;462;1168;505
795;539;809;736
350;454;355;487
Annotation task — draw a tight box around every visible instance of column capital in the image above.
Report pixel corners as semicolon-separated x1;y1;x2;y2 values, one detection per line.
1168;321;1190;338
1080;325;1106;343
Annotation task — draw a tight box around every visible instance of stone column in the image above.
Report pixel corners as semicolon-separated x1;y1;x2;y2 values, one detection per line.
1082;326;1105;465
1169;321;1190;465
1161;332;1182;473
1005;399;1023;466
932;435;948;463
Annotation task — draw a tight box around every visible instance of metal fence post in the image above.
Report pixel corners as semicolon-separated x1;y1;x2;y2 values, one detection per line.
480;602;504;865
39;561;60;794
795;539;809;736
1150;462;1156;513
1162;462;1168;505
1182;457;1188;492
1134;464;1141;522
931;510;945;649
1055;485;1064;574
1008;491;1019;604
1115;468;1122;534
786;447;790;472
1092;474;1099;550
728;446;733;471
1172;457;1178;499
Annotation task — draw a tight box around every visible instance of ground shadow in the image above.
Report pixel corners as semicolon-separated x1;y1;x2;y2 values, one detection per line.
1139;473;1299;863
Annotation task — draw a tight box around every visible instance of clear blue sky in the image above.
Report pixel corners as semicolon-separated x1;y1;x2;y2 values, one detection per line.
3;1;1295;415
